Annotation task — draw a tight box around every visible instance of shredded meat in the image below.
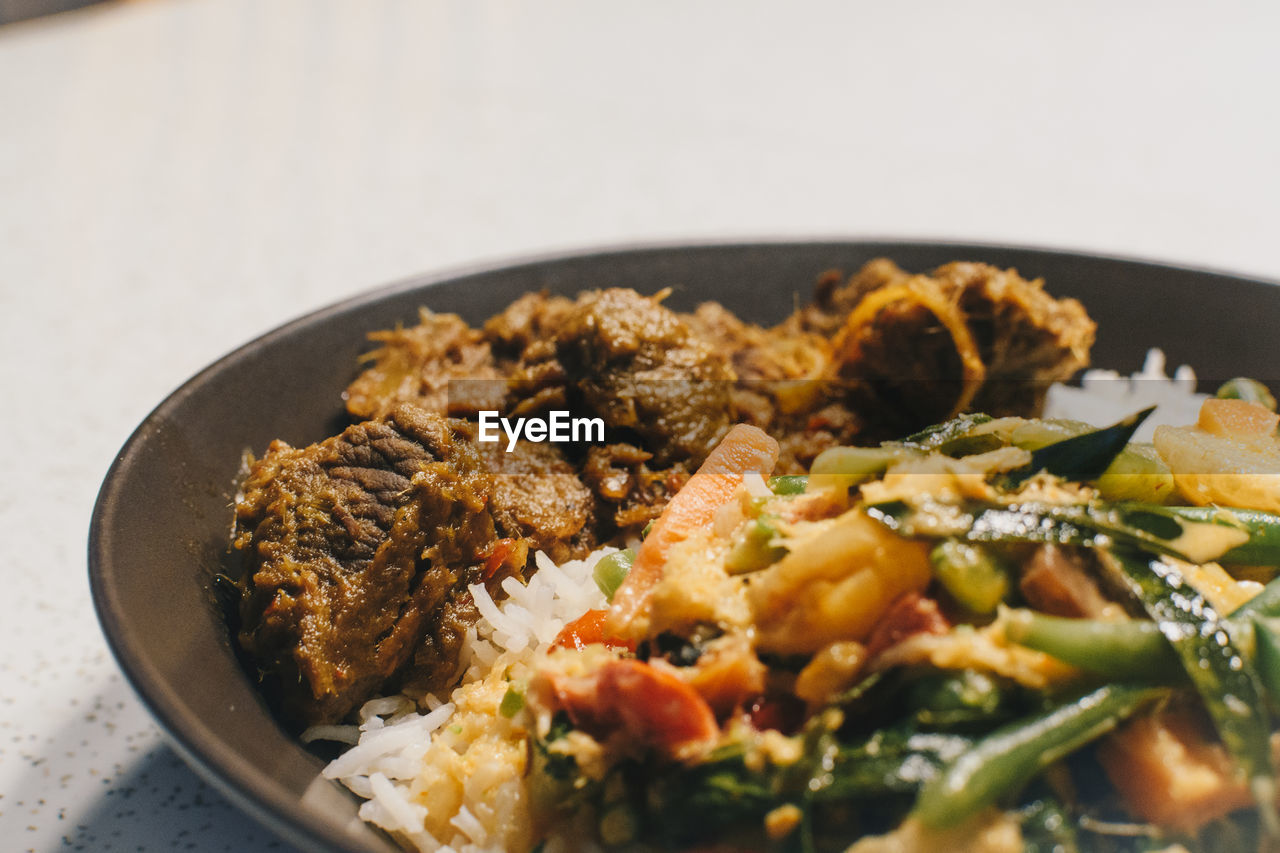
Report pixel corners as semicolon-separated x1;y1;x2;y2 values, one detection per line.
581;442;691;539
344;310;504;420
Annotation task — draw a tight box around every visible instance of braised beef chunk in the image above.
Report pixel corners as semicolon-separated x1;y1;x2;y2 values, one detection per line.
483;291;576;364
812;260;1096;441
476;437;597;564
234;406;526;725
794;258;908;336
938;261;1095;416
547;288;736;467
343;310;503;420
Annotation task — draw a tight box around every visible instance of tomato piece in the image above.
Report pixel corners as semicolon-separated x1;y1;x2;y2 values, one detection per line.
747;693;806;734
545;658;720;756
598;659;719;753
552;609;636;653
481;537;520;580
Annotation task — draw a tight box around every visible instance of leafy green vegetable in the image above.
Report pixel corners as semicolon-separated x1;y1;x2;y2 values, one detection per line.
897;412;996;453
1122;504;1280;566
903;670;1013;731
639;718;972;849
868;499;1254;566
1018;796;1080;853
1005;407;1154;487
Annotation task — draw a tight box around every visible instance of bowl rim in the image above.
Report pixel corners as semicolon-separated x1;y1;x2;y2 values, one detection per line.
87;236;1280;852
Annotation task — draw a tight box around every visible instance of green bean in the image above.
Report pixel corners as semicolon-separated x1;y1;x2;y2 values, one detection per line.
929;540;1010;615
1251;617;1280;707
1093;444;1177;505
1001;575;1280;684
1001;609;1183;682
593;549;634;602
1217;377;1278;411
809;446;901;486
912;684;1165;829
768;475;808;495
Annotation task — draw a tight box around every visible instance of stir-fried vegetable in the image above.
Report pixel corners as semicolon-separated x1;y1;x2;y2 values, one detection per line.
868;499;1269;566
1002;608;1184;682
929;540;1010;615
913;684;1167;829
608;423;780;634
1100;548;1276;828
1003;406;1153;485
529;402;1280;851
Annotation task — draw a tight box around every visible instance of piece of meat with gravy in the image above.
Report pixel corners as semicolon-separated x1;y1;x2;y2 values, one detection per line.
233;405;526;725
523;288;737;467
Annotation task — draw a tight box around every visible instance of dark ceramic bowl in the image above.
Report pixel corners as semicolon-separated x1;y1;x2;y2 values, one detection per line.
89;241;1280;852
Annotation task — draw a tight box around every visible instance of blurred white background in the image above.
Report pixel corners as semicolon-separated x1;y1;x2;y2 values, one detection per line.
2;1;1278;850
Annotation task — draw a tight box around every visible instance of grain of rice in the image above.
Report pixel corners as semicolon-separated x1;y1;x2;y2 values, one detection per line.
320;547;613;852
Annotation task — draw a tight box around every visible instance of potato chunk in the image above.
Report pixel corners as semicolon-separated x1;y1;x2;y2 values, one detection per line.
748;509;931;655
1154;423;1280;512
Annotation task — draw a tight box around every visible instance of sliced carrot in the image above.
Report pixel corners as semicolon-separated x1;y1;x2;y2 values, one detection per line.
607;424;780;636
1198;397;1280;437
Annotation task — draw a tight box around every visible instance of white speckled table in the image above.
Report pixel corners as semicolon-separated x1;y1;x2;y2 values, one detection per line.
3;1;1280;850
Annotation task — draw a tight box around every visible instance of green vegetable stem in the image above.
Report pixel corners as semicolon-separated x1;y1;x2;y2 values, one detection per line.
912;684;1165;829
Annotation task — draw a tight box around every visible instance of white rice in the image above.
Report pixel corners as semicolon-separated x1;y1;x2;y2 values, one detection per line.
308;547;616;853
1044;348;1204;442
